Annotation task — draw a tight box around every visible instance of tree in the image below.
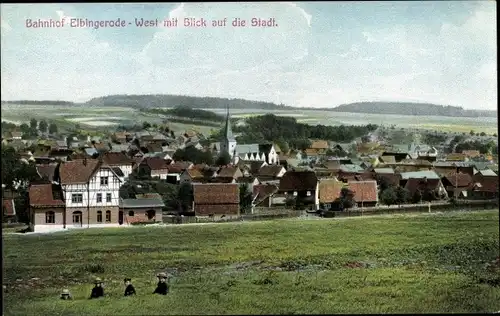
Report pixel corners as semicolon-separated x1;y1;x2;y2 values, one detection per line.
335;187;356;211
49;123;58;134
142;121;151;129
216;150;231;166
178;182;194;213
30;118;37;129
395;187;410;206
411;189;422;204
380;187;397;206
480;132;486;136
19;123;30;134
173;146;214;165
170;131;175;138
469;130;475;136
239;183;253;214
38;120;48;133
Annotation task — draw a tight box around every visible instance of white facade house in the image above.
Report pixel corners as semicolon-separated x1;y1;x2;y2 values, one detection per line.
58;159;124;229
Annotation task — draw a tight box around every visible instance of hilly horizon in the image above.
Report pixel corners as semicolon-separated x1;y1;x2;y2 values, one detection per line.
1;94;497;118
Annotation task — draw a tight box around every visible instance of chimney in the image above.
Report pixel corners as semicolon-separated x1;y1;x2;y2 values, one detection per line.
83;157;87;166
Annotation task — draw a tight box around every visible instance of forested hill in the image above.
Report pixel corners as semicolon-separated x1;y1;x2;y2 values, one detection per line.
85;94;287;110
331;102;497;118
1;100;75;105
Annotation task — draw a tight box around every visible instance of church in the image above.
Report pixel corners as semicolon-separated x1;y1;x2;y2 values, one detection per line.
217;107;279;165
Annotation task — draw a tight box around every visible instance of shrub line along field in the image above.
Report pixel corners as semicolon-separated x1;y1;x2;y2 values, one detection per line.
3;210;500;315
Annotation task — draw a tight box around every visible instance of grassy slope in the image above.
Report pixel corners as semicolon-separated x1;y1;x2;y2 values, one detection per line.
3;211;500;315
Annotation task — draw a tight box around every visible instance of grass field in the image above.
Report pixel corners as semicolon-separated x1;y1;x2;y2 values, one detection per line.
3;210;500;315
1;104;497;135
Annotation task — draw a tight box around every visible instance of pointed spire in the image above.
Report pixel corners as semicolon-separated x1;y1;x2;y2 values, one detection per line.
224;105;235;142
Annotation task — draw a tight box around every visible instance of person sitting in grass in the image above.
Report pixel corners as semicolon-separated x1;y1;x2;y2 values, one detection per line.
124;278;136;296
153;272;169;295
60;289;73;300
89;277;105;299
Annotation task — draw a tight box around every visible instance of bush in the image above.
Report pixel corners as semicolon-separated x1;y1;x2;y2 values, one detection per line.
130;221;156;226
84;263;105;274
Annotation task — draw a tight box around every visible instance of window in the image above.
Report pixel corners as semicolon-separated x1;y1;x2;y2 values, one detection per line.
72;211;82;225
45;211;55;224
293;191;298;196
71;194;83;203
97;211;102;223
106;193;112;202
105;210;111;222
307;191;311;196
96;193;102;203
128;211;135;217
100;176;109;186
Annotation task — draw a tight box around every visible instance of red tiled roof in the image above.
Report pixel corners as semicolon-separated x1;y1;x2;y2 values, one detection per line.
473;175;499;193
29;184;65;207
186;168;204;178
279;171;318;191
375;174;402;187
347;181;378;202
193;183;240;204
36;163;58;182
404;178;442;195
167;161;191;173
318;179;344;203
258;165;285;177
3;199;16;216
217;166;241;178
443;172;473;188
102;152;133;166
59;159;100;184
142;157;170;171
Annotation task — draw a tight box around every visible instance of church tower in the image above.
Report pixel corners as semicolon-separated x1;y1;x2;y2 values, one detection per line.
220;105;237;158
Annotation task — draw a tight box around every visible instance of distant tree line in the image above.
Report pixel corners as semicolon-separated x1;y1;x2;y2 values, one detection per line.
142;106;225;122
232;114;378;150
1;100;75;105
331;102;497;118
85;94;288;110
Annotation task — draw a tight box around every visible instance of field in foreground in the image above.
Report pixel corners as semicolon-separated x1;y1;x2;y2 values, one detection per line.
3;210;500;315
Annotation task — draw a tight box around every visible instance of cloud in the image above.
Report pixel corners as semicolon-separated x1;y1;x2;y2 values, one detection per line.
0;2;497;110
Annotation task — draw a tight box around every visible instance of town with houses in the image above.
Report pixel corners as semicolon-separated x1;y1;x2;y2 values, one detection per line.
2;109;499;233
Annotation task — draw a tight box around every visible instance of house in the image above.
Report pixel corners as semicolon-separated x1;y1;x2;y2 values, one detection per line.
165;162;193;184
318;179;344;209
180;168;205;184
28;183;66;233
57;158;123;229
217;166;243;180
279;171;319;210
36;163;59;183
252;184;279;208
379;155;397;164
101;152;134;179
404;178;448;201
113;132;131;144
9;131;23;140
237;176;260;194
139;157;170;180
256;165;287;181
347;180;379;207
441;172;474;198
462;150;481;159
330;143;351;157
3;198;17;223
192;183;240;219
380;152;410;163
471;174;499;199
120;197;164;224
446;153;468;162
340;164;365;173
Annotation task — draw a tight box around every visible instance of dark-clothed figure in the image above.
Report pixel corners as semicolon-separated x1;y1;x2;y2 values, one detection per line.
153;272;169;295
60;289;73;300
124;278;136;296
89;277;104;299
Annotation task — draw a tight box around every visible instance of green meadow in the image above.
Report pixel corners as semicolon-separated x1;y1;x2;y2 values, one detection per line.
3;210;500;315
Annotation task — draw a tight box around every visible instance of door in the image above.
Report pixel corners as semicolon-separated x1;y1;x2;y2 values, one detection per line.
118;211;124;225
146;210;156;221
72;211;82;227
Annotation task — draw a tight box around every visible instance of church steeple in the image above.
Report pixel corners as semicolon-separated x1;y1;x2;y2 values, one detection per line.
224;105;235;142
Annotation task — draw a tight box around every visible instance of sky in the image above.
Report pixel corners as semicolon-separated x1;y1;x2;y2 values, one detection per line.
0;2;497;110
